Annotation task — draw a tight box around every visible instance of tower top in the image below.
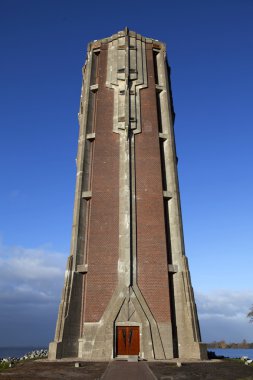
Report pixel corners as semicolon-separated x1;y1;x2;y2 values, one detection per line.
88;28;166;52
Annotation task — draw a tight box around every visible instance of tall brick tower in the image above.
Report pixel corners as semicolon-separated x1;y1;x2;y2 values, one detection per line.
48;28;206;361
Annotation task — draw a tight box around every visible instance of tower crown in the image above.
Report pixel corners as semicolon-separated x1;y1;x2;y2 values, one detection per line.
88;28;165;52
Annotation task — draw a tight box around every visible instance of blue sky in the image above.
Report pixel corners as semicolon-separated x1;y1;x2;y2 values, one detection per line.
0;0;253;346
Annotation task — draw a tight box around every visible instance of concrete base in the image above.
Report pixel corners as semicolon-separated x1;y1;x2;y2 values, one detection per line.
48;342;62;360
179;342;208;360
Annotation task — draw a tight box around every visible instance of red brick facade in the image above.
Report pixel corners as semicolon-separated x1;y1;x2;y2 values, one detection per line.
135;44;171;322
84;43;171;323
84;45;119;322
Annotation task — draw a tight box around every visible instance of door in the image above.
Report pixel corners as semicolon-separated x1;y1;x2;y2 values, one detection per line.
116;326;140;355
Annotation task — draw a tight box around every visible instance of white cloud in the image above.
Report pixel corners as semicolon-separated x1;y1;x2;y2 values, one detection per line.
196;290;253;318
196;290;253;342
0;239;253;345
0;240;67;306
0;240;68;345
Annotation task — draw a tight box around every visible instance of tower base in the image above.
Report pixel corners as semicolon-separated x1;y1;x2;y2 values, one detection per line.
48;340;207;361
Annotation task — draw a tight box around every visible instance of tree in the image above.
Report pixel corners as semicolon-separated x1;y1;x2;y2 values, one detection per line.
241;339;248;348
247;305;253;323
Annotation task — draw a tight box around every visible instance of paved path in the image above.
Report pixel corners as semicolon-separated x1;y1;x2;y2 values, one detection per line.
101;361;157;380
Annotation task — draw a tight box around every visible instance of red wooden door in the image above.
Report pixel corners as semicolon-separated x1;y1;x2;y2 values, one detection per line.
117;326;127;355
127;326;139;355
116;326;140;355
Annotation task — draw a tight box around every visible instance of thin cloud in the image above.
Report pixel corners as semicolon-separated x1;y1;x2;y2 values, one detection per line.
196;290;253;318
9;189;20;199
0;240;68;345
0;240;67;306
0;240;253;345
196;290;253;342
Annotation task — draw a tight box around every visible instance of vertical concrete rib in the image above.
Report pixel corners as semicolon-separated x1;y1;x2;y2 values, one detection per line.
48;46;94;359
158;47;206;358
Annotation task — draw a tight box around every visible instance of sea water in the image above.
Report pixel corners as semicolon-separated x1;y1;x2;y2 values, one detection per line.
209;348;253;360
0;347;47;359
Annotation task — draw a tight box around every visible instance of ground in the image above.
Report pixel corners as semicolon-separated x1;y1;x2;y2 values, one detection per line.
149;360;253;380
0;359;253;379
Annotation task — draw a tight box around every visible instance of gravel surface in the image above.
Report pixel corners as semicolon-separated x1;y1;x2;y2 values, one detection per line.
148;360;253;380
0;360;108;379
0;359;253;380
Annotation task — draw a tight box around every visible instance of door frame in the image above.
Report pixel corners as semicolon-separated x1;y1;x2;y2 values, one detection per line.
114;322;142;358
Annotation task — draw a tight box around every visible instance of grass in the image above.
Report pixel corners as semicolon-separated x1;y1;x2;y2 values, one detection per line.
0;355;47;372
225;358;253;367
0;362;11;371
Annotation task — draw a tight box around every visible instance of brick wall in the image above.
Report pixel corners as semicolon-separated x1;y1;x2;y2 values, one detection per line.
84;45;119;322
135;44;171;322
